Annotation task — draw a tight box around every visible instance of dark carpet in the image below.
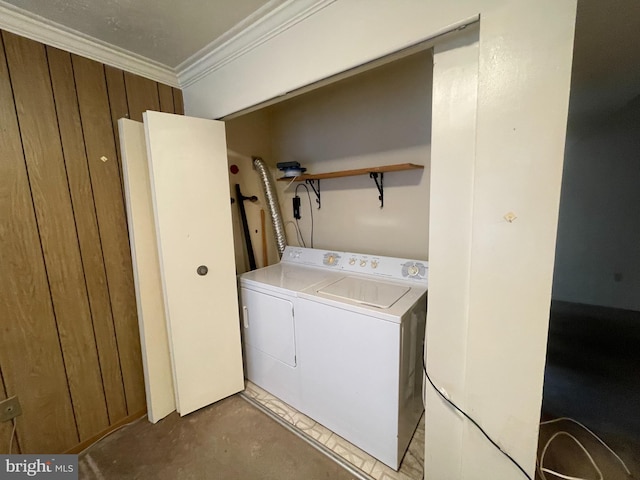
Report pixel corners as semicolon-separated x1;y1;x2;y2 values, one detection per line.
540;301;640;479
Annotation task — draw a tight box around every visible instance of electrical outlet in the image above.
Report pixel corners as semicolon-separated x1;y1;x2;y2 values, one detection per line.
0;396;22;422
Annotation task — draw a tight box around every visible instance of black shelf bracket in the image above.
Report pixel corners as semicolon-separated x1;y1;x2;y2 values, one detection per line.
369;172;384;208
305;179;321;209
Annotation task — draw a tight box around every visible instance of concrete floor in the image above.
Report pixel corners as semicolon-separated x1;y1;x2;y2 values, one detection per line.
540;301;640;479
78;395;357;480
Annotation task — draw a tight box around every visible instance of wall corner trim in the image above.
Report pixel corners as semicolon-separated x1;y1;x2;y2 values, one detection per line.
0;0;179;87
176;0;337;88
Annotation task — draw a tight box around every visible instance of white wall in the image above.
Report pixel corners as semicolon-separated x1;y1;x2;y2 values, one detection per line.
184;1;577;478
552;97;640;311
270;51;432;259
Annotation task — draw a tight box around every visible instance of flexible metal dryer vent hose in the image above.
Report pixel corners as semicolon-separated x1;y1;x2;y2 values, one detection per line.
253;157;286;258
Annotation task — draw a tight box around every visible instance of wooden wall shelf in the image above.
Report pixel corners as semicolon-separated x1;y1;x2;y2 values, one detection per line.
276;163;424;209
276;163;423;182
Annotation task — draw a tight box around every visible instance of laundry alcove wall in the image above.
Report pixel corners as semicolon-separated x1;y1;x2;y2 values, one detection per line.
225;49;433;274
185;2;577;478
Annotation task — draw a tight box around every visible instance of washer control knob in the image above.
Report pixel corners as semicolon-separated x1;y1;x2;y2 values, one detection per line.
349;258;356;265
371;260;378;269
407;265;420;277
327;255;335;265
360;260;367;267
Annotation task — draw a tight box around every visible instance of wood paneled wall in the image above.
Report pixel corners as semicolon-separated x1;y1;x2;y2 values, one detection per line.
0;30;183;454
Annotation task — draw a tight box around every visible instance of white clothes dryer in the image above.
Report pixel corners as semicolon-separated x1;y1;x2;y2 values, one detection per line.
238;247;343;408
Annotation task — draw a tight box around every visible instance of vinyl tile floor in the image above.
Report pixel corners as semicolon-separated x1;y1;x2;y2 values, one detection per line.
244;381;424;480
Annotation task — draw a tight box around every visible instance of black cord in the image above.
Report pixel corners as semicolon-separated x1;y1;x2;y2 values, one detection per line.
295;184;314;248
422;354;532;480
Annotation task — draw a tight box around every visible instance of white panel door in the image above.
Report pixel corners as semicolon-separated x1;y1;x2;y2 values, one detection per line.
143;111;244;416
119;118;176;423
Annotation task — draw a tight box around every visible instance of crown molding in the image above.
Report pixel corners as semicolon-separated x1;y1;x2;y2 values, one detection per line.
176;0;336;88
0;1;179;87
0;0;335;90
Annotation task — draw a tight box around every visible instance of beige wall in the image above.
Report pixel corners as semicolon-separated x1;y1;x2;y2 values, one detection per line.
226;51;432;271
225;109;279;274
270;51;432;259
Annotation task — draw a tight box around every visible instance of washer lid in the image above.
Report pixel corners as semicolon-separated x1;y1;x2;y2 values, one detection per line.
317;276;410;308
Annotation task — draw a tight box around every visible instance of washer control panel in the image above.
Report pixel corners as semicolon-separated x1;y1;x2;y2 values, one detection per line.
342;252;428;284
281;247;428;284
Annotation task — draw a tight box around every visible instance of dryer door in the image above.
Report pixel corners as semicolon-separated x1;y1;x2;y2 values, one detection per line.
241;287;296;367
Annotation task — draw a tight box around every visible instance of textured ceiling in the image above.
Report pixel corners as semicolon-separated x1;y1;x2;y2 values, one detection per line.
1;0;278;67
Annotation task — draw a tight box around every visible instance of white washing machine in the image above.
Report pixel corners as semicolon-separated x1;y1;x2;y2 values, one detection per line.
296;251;427;470
238;247;343;409
239;247;427;470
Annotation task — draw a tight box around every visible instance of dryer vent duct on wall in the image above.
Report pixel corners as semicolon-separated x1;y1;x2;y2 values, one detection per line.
253;157;286;258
